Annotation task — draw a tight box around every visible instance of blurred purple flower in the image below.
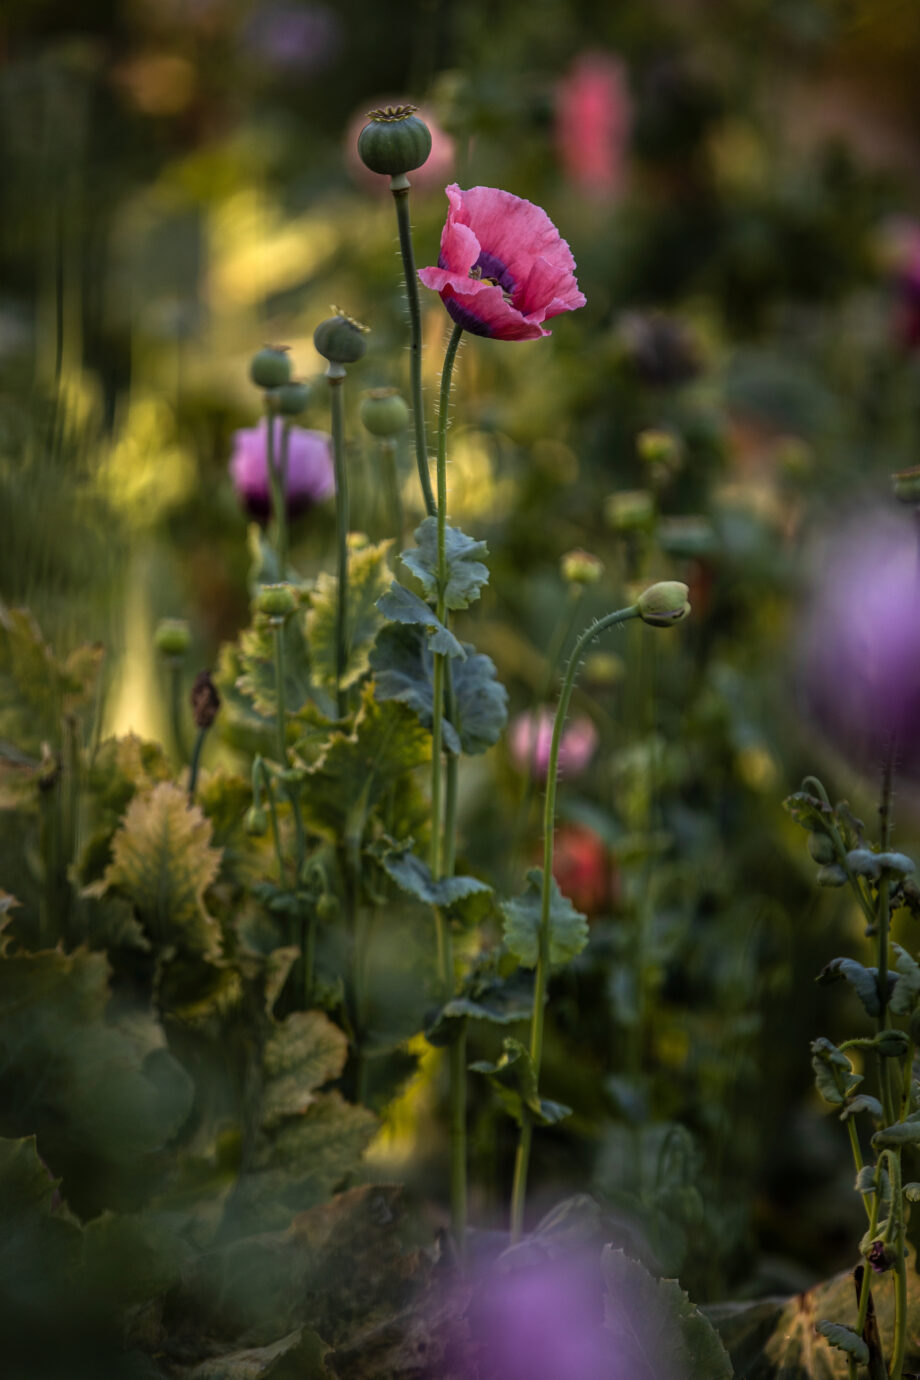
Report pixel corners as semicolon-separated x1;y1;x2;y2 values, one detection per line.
242;3;340;73
509;708;598;779
797;507;920;779
880;217;920;351
463;1253;624;1380
229;418;334;523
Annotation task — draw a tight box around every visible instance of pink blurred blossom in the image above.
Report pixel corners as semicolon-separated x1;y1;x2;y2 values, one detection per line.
509;708;598;779
797;506;920;779
419;184;586;340
229;418;334;523
555;52;631;200
346;100;454;195
880;217;920;351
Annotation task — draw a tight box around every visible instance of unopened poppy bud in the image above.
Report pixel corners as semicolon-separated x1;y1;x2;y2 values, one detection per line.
807;832;836;865
250;346;292;390
893;466;920;505
605;489;655;532
877;851;915;879
154;618;191;659
636;581;691;628
256;583;298;619
360;387;409;437
876;1029;910;1058
357;104;432;177
276;381;311;416
314;310;369;365
846;848;882;881
244;805;269;837
560;548;604;586
190;670;220;730
637;428;682;471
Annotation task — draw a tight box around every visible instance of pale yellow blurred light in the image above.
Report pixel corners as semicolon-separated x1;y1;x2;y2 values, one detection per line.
736;743;779;793
96;393;196;527
208;189;338;308
364;1034;439;1171
406;427;516;524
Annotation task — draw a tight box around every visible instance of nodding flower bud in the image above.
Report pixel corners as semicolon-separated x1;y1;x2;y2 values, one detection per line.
868;1240;899;1274
250;346;292;390
190;670;221;730
256;583;298;620
560;548;604;587
154;618;191;659
636;581;691;628
359;387;410;438
276;381;312;417
357;104;432;178
807;832;836;865
244;805;269;837
605;489;656;533
314;310;369;366
893;466;920;505
637;428;683;472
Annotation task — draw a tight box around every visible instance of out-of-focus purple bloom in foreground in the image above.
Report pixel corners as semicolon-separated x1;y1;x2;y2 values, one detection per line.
464;1253;625;1380
797;507;920;779
229;419;334;523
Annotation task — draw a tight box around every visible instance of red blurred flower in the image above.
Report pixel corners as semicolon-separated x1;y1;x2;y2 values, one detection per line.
551;824;617;916
555;52;631;200
418;184;586;340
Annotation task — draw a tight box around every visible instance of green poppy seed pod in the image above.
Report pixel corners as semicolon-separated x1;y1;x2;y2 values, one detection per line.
276;380;312;416
875;1029;910;1059
560;548;604;587
244;805;269;837
807;832;836;865
816;863;848;887
357;104;432;177
314;310;369;365
250;345;292;390
893;466;920;505
636;581;691;628
360;387;410;438
846;848;882;882
256;583;298;619
154;618;191;659
605;489;656;533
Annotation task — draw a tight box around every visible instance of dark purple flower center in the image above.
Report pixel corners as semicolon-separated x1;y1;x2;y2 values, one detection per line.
472;250;515;296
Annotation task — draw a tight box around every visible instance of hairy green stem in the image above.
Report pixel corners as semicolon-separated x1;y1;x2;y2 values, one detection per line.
264;398;286;579
277;419;291;578
391;180;436;517
167;658;187;763
380;438;404;550
252;756;285;884
510;604;641;1242
329;370;349;717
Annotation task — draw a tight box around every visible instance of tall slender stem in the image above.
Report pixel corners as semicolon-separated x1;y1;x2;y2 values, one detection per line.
329;370;349;717
277;419;291;578
253;756;285;884
380;437;404;550
272;620;287;766
391;179;436;518
188;727;207;801
167;658;187;763
509;604;640;1242
264;400;286;577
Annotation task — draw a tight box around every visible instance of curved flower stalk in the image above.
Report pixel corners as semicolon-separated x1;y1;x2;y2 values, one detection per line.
507;582;690;1242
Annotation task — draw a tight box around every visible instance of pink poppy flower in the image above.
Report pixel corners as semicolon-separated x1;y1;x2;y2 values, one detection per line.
509;708;598;780
555;52;631;200
418;184;586;340
229;419;334;523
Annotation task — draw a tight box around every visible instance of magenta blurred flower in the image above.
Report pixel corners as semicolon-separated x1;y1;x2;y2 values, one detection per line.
555;52;631;200
880;217;920;351
242;2;341;73
464;1253;624;1380
229;419;334;523
346;99;455;195
418;184;586;340
797;508;920;779
509;708;598;780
